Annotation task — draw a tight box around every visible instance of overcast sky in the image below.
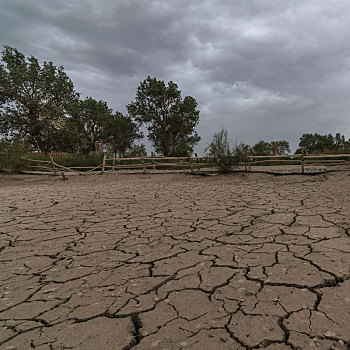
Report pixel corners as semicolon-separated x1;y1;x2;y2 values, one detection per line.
1;0;350;153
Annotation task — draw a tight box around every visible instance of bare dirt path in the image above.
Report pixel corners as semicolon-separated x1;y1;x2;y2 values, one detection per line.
0;172;349;350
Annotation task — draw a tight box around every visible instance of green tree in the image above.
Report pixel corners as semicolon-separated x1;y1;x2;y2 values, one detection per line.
206;128;234;173
0;46;78;152
66;97;113;153
125;144;147;157
103;112;142;156
232;142;250;163
251;140;272;156
298;133;349;154
127;77;200;156
271;140;291;155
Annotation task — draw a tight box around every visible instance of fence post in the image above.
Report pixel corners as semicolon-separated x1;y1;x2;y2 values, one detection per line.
244;151;248;172
301;149;305;174
188;152;193;173
102;154;107;173
195;153;200;170
140;153;146;174
113;153;116;171
50;156;57;176
151;152;156;170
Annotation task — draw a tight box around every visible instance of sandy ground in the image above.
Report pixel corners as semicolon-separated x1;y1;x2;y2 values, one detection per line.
0;171;349;350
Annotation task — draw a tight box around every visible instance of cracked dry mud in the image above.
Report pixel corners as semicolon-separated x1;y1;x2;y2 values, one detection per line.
0;172;349;350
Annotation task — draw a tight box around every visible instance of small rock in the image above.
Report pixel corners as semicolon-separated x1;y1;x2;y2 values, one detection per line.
152;340;161;347
325;331;336;337
43;288;57;293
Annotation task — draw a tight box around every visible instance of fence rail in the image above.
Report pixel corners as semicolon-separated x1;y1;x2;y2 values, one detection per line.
247;151;350;173
22;151;350;176
24;152;213;175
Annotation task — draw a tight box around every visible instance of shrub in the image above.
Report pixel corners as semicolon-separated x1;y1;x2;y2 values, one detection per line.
205;129;235;173
0;139;27;173
232;142;250;164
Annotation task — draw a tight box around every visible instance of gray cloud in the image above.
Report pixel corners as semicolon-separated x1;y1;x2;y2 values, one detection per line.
1;0;350;153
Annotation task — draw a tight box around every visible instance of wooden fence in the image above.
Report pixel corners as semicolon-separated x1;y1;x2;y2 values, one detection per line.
24;153;217;176
24;151;350;176
247;151;350;173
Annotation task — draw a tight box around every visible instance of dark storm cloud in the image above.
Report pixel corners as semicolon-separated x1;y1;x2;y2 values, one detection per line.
1;0;350;152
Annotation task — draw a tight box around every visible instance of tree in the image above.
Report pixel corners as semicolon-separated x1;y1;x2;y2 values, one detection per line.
251;140;272;156
206;128;234;173
66;97;113;153
102;112;143;156
298;133;350;154
232;142;250;163
271;140;291;155
0;46;78;152
125;144;147;157
127;77;200;156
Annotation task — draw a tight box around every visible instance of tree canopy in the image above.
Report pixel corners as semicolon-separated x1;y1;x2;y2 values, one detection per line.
297;133;350;154
65;97;113;153
102;112;142;156
251;140;272;156
250;140;291;156
127;77;200;156
0;45;78;152
0;46;143;155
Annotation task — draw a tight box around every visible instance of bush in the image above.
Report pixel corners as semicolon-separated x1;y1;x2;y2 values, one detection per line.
0;139;27;173
232;142;250;164
205;129;235;173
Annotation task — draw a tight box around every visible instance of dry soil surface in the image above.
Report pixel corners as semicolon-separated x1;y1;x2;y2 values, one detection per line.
0;172;350;350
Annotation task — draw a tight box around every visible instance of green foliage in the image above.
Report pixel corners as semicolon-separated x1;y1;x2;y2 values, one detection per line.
0;139;26;172
0;47;144;155
0;46;78;153
251;140;272;156
125;144;147;157
127;77;200;156
206;129;234;173
272;140;291;155
65;97;113;153
103;112;142;156
297;133;350;154
232;142;250;163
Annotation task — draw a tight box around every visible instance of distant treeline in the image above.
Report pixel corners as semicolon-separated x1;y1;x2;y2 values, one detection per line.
205;129;350;173
233;132;350;157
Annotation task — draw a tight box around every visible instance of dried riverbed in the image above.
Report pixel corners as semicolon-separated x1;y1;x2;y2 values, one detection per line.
0;172;349;349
